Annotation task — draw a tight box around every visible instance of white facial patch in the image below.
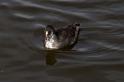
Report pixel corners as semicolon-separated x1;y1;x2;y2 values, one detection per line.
45;31;48;36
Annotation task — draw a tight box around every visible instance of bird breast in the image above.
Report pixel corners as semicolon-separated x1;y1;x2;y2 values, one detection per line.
45;35;60;49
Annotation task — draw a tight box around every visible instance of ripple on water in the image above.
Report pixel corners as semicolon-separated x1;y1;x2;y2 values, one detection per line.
0;0;124;82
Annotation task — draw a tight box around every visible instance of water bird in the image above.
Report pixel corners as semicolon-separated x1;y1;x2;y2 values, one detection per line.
43;23;80;50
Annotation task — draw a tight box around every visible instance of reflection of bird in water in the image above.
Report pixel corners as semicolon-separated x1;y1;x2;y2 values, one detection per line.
43;24;80;50
46;51;56;65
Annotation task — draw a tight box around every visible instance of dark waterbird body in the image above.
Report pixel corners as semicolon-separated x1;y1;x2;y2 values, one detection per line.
43;24;80;50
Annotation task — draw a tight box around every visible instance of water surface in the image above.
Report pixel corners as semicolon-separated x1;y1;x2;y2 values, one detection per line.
0;0;124;82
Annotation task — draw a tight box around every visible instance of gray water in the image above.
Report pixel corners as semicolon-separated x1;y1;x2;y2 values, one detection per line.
0;0;124;82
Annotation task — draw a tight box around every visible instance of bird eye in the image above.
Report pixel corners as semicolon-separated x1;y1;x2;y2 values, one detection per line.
46;31;51;36
48;31;51;35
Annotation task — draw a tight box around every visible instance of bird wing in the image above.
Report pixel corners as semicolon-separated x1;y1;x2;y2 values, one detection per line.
56;25;80;46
